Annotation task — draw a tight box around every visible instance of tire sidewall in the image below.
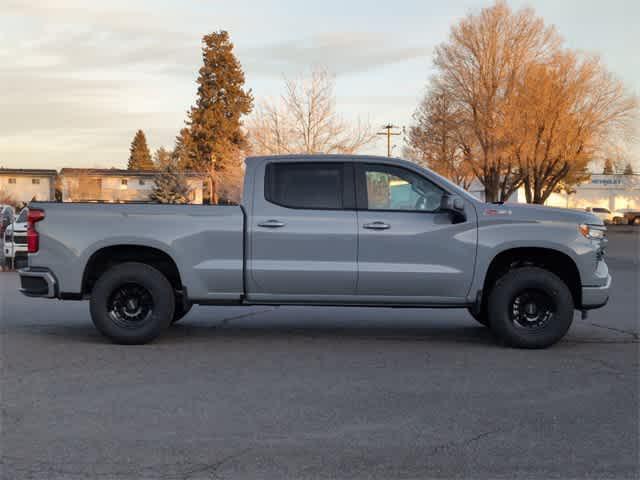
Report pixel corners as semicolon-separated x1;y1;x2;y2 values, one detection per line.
488;267;574;349
90;262;175;344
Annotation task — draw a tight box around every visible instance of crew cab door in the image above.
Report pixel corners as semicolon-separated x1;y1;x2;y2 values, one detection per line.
355;163;476;304
246;161;358;301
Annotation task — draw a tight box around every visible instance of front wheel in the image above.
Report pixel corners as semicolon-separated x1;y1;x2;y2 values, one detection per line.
90;262;175;344
488;267;574;349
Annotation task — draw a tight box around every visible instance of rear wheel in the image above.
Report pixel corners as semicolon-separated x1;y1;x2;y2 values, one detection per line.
90;262;174;344
488;267;574;349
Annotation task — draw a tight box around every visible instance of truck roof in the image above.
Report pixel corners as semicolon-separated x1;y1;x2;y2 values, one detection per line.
246;154;405;163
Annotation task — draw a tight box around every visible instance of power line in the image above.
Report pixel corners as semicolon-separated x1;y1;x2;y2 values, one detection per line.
376;124;402;157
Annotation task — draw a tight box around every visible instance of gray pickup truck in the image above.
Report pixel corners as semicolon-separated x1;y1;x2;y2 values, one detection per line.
19;155;611;348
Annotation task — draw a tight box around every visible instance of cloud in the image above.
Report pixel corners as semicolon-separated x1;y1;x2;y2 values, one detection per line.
0;1;203;168
0;3;432;169
242;32;431;76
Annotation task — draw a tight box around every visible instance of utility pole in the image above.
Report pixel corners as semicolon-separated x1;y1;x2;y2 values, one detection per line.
376;124;402;157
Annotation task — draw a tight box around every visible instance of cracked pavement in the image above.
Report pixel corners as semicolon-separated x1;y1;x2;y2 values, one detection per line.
1;229;638;479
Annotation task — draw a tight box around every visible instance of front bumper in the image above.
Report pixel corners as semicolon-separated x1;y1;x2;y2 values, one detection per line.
581;274;611;310
18;268;57;298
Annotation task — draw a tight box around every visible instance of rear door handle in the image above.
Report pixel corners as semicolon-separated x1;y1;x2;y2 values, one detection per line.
363;221;390;230
258;219;286;228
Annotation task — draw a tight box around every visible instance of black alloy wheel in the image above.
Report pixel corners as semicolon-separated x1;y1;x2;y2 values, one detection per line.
510;289;555;330
107;283;154;329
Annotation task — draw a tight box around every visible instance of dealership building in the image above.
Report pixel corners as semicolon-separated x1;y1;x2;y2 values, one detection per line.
470;174;640;211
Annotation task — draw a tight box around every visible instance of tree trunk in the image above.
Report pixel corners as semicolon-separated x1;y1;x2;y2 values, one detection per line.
483;168;500;203
523;177;533;203
207;175;217;205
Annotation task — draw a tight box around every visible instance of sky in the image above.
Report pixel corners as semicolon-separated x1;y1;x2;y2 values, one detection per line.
1;0;638;170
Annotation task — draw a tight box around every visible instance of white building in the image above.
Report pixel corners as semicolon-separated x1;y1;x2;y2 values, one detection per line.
59;169;204;204
0;168;57;203
470;174;640;210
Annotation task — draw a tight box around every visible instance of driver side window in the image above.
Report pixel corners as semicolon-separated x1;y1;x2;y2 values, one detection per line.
359;164;444;212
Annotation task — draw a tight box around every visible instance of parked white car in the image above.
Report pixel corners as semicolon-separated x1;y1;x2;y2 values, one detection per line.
584;207;624;224
3;207;28;268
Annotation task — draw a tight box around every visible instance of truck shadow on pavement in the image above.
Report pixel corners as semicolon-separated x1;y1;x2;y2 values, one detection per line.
164;321;496;346
15;312;497;347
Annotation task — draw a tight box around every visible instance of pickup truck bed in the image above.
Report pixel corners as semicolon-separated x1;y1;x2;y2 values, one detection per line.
27;203;246;301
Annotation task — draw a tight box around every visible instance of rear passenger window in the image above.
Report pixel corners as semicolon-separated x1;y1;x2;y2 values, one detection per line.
265;163;344;209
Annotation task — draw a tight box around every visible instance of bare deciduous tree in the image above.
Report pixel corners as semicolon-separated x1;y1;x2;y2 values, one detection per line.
247;101;294;155
413;1;638;203
247;70;375;156
406;81;475;189
432;1;561;202
510;53;637;203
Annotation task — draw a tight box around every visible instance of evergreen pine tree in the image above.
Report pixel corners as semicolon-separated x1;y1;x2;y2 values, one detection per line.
154;147;173;170
149;164;192;204
128;130;155;170
623;163;634;175
184;31;253;203
172;128;194;170
602;158;615;175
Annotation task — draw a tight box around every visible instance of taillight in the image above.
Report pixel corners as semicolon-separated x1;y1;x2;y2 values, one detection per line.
27;209;45;253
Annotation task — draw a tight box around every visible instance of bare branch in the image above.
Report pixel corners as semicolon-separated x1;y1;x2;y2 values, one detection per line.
247;69;376;156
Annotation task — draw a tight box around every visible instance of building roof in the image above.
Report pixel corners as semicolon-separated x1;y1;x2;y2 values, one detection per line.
59;168;204;177
0;168;57;176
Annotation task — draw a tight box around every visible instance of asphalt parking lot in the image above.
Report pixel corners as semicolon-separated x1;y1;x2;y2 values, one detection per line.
1;228;638;479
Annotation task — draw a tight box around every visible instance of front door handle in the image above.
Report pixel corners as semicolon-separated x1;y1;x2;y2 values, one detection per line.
258;219;286;228
363;221;390;230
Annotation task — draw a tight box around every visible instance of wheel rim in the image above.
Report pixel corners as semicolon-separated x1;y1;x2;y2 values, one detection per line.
107;283;154;329
510;289;555;330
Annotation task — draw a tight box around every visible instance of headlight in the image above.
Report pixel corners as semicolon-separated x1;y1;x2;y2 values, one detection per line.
579;224;606;240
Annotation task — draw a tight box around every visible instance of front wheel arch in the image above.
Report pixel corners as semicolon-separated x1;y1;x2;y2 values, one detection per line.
480;247;581;313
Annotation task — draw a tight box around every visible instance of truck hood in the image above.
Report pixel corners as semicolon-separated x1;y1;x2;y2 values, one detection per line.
488;203;603;226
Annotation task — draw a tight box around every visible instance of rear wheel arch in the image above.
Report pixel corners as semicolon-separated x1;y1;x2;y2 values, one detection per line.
82;245;183;296
480;247;581;310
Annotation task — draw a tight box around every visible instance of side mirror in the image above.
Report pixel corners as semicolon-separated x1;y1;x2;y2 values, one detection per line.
440;194;465;213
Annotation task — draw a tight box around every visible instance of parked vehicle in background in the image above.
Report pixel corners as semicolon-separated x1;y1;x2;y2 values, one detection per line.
4;207;28;268
618;209;640;225
0;205;15;238
18;155;611;349
610;210;627;224
584;207;619;224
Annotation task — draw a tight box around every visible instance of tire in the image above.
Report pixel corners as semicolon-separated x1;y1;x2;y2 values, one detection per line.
90;262;175;344
632;217;640;226
488;267;574;349
467;307;489;327
171;301;192;324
